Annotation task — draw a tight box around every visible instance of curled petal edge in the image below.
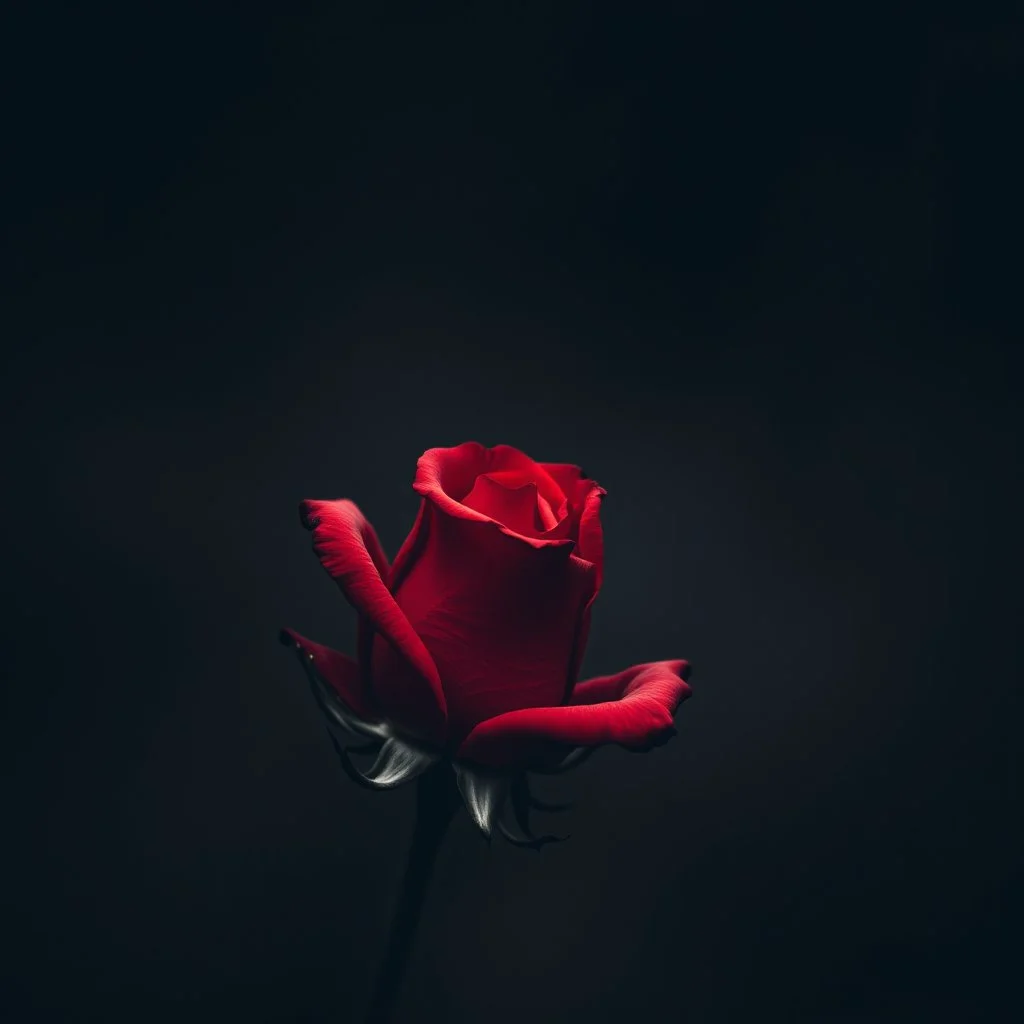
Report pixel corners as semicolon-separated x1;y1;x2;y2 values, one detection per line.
280;630;387;739
298;498;447;739
456;660;693;767
413;444;580;551
453;765;569;850
281;631;440;790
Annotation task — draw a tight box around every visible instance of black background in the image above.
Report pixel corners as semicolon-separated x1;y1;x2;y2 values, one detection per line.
3;4;1021;1022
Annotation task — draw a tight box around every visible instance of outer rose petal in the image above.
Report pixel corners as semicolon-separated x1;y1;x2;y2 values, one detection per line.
575;483;606;580
299;498;447;742
540;463;585;495
386;501;599;744
565;590;595;701
278;628;375;719
388;499;429;594
456;660;692;767
540;464;605;578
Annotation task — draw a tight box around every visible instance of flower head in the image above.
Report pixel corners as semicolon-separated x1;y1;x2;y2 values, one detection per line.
282;442;691;846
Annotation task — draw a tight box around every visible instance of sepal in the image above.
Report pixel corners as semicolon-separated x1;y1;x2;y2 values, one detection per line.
453;764;571;850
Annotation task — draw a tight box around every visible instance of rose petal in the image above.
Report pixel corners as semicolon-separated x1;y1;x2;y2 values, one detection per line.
534;491;560;531
481;469;538;489
453;763;508;839
462;474;546;537
388;502;599;741
420;441;490;502
538;466;605;573
299;498;447;741
487;445;567;509
279;627;377;722
565;573;596;698
456;660;692;767
388;499;429;594
540;463;586;496
361;737;440;788
576;483;606;580
480;470;563;530
562;483;606;692
415;445;577;550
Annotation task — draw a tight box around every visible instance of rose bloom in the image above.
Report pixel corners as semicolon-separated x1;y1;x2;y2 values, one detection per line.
282;442;691;844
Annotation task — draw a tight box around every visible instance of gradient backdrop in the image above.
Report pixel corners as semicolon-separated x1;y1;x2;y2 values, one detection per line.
3;5;1021;1022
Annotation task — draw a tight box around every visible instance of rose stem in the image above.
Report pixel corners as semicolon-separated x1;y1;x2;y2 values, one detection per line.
363;763;460;1023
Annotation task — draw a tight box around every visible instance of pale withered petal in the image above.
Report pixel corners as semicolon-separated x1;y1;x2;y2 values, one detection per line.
453;764;508;840
362;737;440;789
323;729;388;791
288;640;390;741
454;766;571;849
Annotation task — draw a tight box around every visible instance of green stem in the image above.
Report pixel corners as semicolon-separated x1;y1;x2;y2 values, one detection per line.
363;765;459;1023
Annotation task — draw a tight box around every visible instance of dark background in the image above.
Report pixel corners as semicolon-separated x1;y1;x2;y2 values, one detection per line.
3;4;1021;1022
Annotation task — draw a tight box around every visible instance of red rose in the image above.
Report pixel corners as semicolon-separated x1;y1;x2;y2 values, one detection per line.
282;442;691;843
